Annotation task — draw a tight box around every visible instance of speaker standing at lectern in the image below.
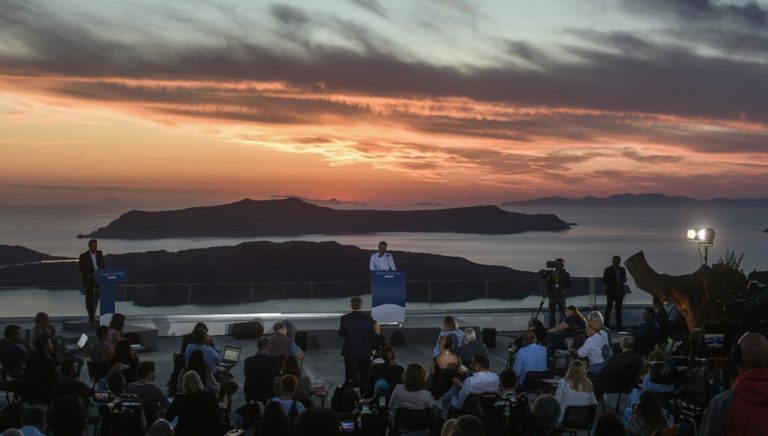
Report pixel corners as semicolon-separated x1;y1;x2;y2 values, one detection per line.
79;239;106;323
369;240;396;271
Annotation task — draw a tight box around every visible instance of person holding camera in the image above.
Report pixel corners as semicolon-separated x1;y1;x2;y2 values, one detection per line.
545;258;571;329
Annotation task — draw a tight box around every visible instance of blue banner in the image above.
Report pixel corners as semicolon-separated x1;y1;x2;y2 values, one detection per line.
96;267;128;318
372;270;406;324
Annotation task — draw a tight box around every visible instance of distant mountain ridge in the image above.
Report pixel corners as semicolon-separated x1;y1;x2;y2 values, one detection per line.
0;245;68;267
503;193;768;207
79;198;570;239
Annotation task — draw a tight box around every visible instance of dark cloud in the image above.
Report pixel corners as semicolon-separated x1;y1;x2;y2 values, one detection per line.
270;3;309;26
621;148;684;164
348;0;388;19
630;0;768;28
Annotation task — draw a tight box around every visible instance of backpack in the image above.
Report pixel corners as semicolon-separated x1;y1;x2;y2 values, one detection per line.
331;381;354;413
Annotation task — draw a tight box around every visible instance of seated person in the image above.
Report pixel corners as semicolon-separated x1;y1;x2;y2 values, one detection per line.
432;316;464;357
110;339;139;384
294;408;341;436
23;333;58;402
514;319;548;350
244;336;281;403
127;360;170;423
19;406;46;436
641;351;674;394
165;371;222;433
183;327;222;374
513;332;548;386
90;325;113;364
576;318;607;375
634;308;660;357
459;328;488;367
52;359;92;400
31;312;58;352
553;360;597;424
498;368;518;396
653;298;670;344
367;345;404;397
440;354;499;415
107;313;126;348
180;322;208;354
627;391;669;436
389;363;433;412
547;306;587;351
530;394;561;436
270;375;306;417
273;355;312;404
429;335;463;398
594;336;644;399
103;369;148;431
269;321;305;362
182;349;220;395
47;395;88;436
0;324;30;376
146;419;174;436
371;321;388;358
260;400;290;436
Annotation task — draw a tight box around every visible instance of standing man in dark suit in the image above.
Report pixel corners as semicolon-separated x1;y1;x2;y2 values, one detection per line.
339;296;376;391
602;255;627;330
79;239;106;323
243;337;281;404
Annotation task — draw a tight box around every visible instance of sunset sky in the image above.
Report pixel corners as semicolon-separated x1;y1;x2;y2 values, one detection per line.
1;0;767;206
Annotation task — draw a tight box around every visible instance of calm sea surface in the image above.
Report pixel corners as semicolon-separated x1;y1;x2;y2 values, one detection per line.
0;204;765;317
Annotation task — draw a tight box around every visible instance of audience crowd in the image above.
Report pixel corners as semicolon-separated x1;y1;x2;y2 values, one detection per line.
0;295;764;436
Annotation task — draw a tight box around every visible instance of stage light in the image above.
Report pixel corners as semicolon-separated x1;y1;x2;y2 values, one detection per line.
686;227;715;246
686;227;715;265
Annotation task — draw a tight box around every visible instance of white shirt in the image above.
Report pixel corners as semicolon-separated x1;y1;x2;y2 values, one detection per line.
90;251;99;271
451;370;500;409
553;379;598;422
369;252;396;271
577;333;605;365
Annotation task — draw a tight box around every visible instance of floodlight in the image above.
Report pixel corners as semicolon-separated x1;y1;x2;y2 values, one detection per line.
686;227;716;265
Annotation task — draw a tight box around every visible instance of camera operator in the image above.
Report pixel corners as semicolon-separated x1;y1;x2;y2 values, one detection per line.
699;332;768;436
544;258;571;329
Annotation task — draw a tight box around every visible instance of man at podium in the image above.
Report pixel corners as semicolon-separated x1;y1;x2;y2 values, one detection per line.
369;241;396;271
79;239;106;323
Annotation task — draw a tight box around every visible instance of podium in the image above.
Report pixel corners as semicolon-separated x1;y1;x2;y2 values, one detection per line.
96;268;128;320
371;270;406;324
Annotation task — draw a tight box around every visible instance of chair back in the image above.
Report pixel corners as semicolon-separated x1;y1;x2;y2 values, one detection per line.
395;407;432;431
551;351;572;376
523;370;552;392
561;404;597;432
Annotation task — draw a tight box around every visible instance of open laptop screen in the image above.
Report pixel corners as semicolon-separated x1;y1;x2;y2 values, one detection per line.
223;346;241;363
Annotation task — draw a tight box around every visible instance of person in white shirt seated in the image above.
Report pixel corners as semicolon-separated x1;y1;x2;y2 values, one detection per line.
553;360;598;424
389;363;433;412
440;354;500;417
576;318;607;374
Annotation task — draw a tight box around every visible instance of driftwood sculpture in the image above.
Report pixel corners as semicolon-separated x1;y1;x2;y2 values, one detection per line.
624;251;711;335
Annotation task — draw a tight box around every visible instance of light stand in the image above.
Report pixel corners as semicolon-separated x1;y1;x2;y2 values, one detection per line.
687;228;715;265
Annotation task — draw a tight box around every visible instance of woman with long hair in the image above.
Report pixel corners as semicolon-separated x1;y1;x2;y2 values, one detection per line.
165;371;221;433
108;313;126;347
389;363;433;412
432;316;464;357
110;338;139;384
182;349;220;395
367;345;405;397
429;335;463;398
553;360;597;423
628;391;669;436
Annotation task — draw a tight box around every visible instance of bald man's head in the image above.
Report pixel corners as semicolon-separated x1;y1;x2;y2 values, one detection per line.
738;332;768;372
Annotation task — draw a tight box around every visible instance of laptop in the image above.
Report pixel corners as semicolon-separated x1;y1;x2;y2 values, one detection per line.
221;346;241;366
65;333;88;352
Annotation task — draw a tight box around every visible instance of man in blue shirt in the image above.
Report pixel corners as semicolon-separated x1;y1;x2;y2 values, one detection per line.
513;332;548;386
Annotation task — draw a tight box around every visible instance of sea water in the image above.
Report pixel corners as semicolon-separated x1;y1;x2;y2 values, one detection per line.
0;204;766;317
